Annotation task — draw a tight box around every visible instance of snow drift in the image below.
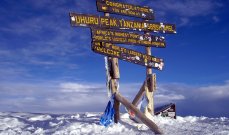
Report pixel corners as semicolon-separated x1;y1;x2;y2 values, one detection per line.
0;112;228;135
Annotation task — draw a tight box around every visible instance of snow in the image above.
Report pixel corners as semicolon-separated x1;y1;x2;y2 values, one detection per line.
0;112;228;135
28;115;52;122
71;16;75;21
142;13;146;17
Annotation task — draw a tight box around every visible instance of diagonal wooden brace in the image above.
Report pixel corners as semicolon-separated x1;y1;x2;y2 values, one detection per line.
115;92;162;134
132;76;150;106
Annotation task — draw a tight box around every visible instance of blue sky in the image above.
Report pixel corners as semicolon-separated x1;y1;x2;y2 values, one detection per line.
0;0;229;117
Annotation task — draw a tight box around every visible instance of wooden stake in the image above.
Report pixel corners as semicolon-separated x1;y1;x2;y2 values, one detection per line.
147;74;154;92
145;50;154;115
105;13;120;123
145;19;154;115
115;92;162;134
111;58;120;79
110;79;120;123
146;47;152;75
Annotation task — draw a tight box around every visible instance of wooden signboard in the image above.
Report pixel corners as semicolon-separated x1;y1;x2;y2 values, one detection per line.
96;0;154;20
92;28;165;48
70;12;176;34
92;42;164;70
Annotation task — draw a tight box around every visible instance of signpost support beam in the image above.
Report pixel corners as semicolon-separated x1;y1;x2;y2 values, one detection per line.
132;77;148;106
115;92;162;134
145;20;154;115
105;12;120;123
146;47;153;75
111;58;120;79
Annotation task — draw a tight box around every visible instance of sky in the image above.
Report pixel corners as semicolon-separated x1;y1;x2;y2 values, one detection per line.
0;0;229;117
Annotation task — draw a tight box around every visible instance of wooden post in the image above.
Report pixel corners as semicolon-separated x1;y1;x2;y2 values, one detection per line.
105;13;120;123
145;19;154;115
111;58;120;79
110;77;120;123
147;74;154;93
115;92;162;134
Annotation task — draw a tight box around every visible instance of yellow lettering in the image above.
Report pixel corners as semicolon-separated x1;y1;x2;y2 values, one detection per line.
164;25;174;32
151;42;165;47
121;9;127;14
127;39;137;44
93;35;104;41
152;57;160;63
119;20;123;27
75;15;98;25
133;21;143;29
140;40;151;45
129;33;138;38
123;20;133;28
100;18;109;26
120;48;126;53
104;43;112;48
105;0;150;13
111;45;120;51
148;24;160;31
127;50;142;57
110;19;118;27
113;37;126;43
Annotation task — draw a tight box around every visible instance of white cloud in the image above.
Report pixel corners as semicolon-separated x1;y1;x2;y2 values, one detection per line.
46;93;107;109
146;0;223;26
155;94;185;104
0;79;229;115
152;0;222;17
198;81;229;99
59;82;104;93
156;80;229;102
0;1;92;78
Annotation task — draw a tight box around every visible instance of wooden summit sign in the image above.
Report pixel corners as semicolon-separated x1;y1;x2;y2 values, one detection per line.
69;0;176;133
70;13;176;34
96;0;154;20
92;28;166;48
92;42;164;70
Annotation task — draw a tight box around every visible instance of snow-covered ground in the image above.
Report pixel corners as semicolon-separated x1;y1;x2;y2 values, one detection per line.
0;112;228;135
